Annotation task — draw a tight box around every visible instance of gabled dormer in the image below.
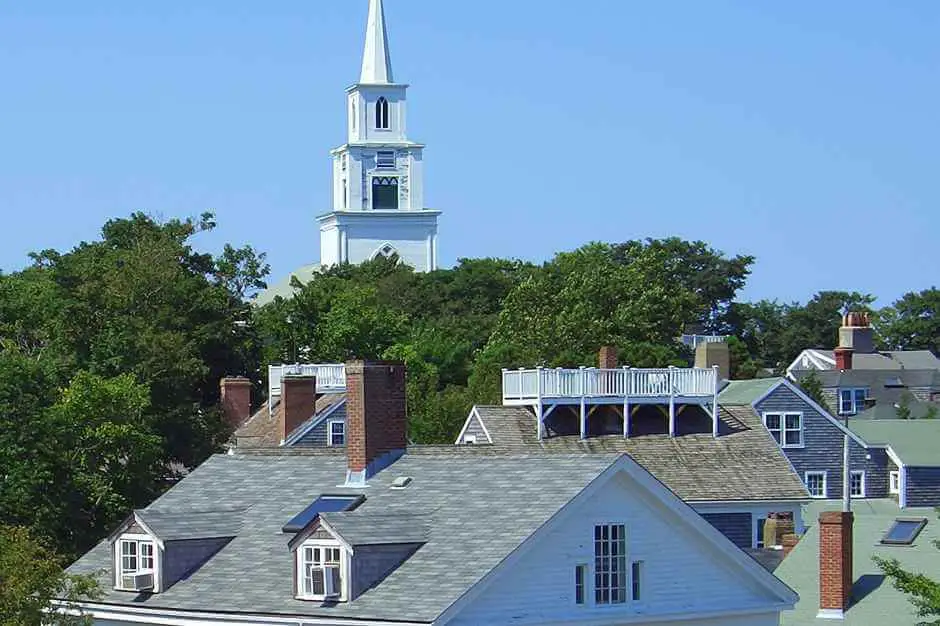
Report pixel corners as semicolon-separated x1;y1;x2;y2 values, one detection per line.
108;508;243;594
286;506;429;603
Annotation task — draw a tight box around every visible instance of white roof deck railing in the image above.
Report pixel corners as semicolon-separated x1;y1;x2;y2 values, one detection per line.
502;366;719;403
268;364;347;410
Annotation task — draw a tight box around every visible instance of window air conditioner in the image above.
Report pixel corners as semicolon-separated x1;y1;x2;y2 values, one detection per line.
122;571;154;591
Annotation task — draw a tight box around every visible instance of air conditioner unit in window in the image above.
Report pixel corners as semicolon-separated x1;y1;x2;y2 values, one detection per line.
322;565;341;598
122;571;154;592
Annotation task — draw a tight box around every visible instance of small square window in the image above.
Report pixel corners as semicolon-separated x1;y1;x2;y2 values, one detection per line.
805;472;826;498
328;421;345;447
890;471;901;495
850;471;865;497
764;412;802;448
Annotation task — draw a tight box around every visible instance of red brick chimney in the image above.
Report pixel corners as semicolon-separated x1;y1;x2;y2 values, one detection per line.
781;533;800;559
345;361;407;485
599;346;618;370
818;511;854;619
280;375;317;443
220;377;252;429
834;347;853;371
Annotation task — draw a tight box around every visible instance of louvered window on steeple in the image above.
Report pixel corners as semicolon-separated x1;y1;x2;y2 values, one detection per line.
376;97;390;129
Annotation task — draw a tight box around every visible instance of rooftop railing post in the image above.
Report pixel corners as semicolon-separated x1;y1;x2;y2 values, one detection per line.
668;366;677;437
623;366;631;439
579;366;587;440
712;365;720;438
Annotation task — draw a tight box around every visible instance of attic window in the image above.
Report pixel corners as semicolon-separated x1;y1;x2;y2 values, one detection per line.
299;545;343;600
881;518;927;546
116;536;156;592
282;495;365;534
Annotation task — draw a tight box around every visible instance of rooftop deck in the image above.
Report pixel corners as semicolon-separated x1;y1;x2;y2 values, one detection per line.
268;364;346;411
502;366;721;439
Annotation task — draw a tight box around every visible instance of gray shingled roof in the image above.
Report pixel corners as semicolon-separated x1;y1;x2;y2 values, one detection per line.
470;404;809;502
69;452;620;622
320;512;431;546
801;350;940;371
792;368;940;391
136;508;245;542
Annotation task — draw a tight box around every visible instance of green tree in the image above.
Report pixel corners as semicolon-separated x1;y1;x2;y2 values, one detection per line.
797;370;828;409
0;525;99;626
878;288;940;354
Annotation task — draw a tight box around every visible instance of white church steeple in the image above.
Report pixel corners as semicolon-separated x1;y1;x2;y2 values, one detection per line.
317;0;441;272
360;0;394;84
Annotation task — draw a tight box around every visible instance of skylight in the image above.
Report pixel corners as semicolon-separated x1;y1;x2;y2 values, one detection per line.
881;518;927;546
282;495;365;534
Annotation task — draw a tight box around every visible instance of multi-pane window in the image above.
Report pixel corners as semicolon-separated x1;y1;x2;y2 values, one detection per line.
805;472;826;498
839;388;868;415
574;564;586;605
328;421;345;447
631;561;642;601
764;412;803;447
375;97;390;129
594;524;627;604
376;151;396;169
301;546;342;598
119;538;154;576
850;471;865;497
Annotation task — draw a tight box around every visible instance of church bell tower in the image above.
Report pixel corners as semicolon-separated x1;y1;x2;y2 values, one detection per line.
318;0;441;271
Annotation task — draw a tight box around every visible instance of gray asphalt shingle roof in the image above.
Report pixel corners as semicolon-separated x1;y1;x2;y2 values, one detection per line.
136;508;245;542
320;512;431;546
471;404;809;502
69;452;620;622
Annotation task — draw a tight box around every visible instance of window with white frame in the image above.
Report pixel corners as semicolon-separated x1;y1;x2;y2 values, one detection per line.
375;97;390;129
594;524;627;604
805;471;827;498
839;388;869;415
299;545;342;600
850;470;865;497
764;412;803;447
117;536;155;590
328;421;345;447
574;564;586;605
890;470;901;495
631;561;642;601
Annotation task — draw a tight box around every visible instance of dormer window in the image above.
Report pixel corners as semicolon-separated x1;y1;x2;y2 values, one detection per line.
116;535;156;592
376;97;390;129
299;544;344;600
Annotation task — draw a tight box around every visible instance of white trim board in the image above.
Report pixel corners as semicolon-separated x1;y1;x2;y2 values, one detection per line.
453;406;493;445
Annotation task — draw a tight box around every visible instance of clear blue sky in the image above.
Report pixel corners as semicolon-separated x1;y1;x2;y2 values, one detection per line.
2;1;937;305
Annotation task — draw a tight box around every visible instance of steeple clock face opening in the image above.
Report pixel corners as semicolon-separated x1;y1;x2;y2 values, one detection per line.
372;176;399;210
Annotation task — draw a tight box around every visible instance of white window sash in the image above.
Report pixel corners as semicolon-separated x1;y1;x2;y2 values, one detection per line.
805;472;827;498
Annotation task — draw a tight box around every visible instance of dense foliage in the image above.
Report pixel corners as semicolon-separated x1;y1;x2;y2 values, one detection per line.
0;211;937;619
0;524;98;626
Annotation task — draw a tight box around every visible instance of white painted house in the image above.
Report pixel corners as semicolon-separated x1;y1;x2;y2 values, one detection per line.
257;0;441;305
66;361;799;625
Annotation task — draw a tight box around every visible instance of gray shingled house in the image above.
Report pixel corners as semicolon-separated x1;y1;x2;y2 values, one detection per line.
65;361;801;626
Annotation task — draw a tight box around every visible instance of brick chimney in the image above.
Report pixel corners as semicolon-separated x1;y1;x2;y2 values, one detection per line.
781;533;800;559
838;312;875;354
280;375;317;444
834;347;853;371
599;346;618;370
220;377;252;429
818;511;854;619
345;361;407;486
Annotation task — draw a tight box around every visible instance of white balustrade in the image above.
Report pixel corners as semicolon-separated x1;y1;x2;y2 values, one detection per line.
502;366;718;403
268;364;347;405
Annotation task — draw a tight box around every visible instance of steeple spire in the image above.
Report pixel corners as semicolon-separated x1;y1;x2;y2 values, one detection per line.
360;0;394;84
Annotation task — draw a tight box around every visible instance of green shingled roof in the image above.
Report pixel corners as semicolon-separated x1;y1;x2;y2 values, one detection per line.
777;499;939;625
849;419;940;467
717;378;782;405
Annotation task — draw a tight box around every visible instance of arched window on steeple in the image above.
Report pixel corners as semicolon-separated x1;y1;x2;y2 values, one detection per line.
375;97;390;130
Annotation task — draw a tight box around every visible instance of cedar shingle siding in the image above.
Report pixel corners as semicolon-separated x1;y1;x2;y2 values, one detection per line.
906;467;940;507
701;513;752;549
293;403;347;447
755;385;884;499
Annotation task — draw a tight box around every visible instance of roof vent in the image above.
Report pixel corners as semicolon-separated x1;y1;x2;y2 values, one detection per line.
390;476;412;490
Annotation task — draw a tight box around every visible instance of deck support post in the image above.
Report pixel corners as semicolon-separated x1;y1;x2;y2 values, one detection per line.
580;398;587;440
668;395;676;437
623;397;631;439
536;402;544;441
712;365;720;438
